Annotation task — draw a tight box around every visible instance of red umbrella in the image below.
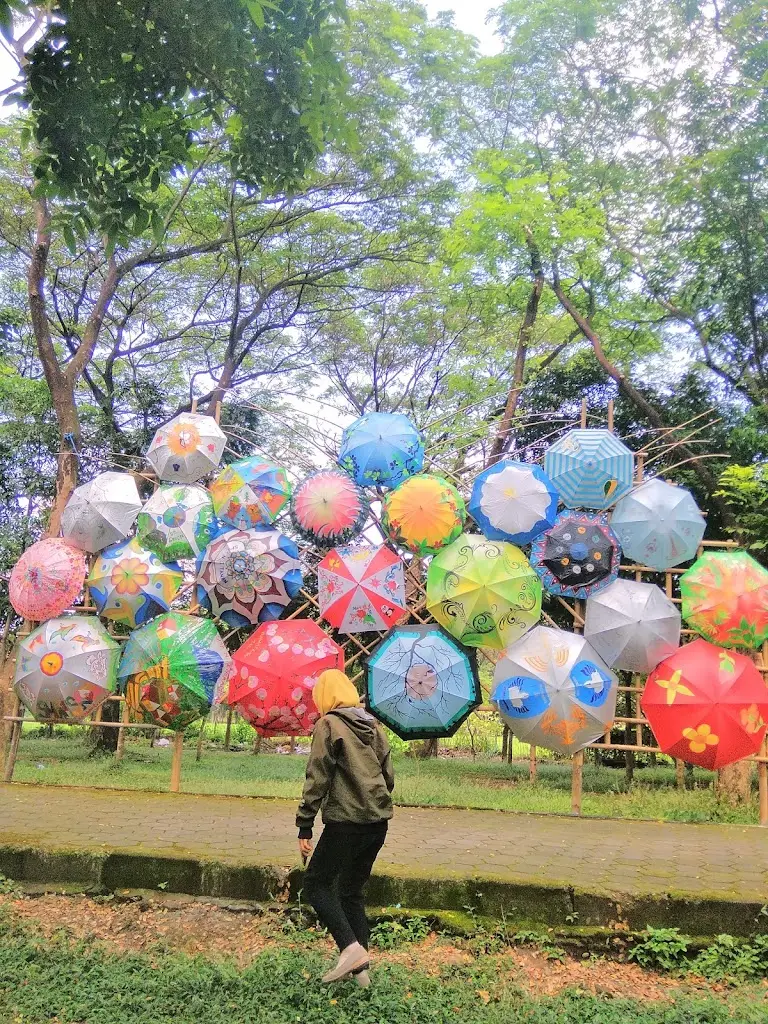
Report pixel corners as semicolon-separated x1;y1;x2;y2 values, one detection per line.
228;619;344;736
641;639;768;769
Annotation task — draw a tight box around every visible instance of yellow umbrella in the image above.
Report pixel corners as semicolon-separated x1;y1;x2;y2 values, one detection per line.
383;474;466;555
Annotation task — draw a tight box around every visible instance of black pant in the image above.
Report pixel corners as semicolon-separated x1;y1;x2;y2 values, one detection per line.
303;823;387;952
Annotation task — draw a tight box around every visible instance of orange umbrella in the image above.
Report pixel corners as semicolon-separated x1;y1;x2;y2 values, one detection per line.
383;473;465;555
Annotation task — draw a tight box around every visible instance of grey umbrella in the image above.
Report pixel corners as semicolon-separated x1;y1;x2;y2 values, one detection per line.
584;578;681;673
61;472;142;554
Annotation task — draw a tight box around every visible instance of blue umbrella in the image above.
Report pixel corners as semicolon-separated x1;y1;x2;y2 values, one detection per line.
469;460;558;544
544;429;633;510
610;478;705;570
338;412;424;489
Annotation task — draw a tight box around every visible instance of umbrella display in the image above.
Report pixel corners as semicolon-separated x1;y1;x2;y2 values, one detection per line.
290;469;369;546
196;526;303;628
366;624;481;740
492;626;618;756
382;473;466;555
680;551;768;649
530;510;621;600
584;579;681;673
209;457;292;530
87;538;183;629
338;412;424;489
136;483;216;562
61;471;142;553
228;619;344;736
146;412;226;484
14;616;120;722
544;429;634;510
468;460;559;545
318;544;406;633
610;479;706;570
426;533;542;650
118;612;231;731
9;538;86;621
641;639;768;769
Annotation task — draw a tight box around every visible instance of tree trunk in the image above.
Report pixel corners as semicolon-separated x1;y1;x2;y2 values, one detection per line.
416;738;439;759
716;760;754;806
90;697;119;753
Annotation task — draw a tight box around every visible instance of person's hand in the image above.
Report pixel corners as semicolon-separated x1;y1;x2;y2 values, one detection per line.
299;838;313;860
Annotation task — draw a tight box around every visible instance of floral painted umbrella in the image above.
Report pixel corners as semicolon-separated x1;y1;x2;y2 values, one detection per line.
14;616;120;722
228;619;344;736
641;639;768;769
209;457;292;530
338;412;424;489
544;428;634;510
680;551;768;649
9;538;87;621
118;612;231;731
61;471;142;553
610;478;706;570
318;544;406;633
136;483;216;562
530;511;621;600
87;537;183;629
146;413;226;484
584;578;680;673
382;473;466;555
196;526;303;628
290;468;369;547
468;460;558;545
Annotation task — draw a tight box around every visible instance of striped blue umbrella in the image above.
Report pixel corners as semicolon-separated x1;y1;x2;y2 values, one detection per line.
544;429;633;510
338;412;424;489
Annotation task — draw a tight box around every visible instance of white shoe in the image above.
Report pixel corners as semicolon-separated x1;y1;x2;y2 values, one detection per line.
353;969;371;989
322;942;369;983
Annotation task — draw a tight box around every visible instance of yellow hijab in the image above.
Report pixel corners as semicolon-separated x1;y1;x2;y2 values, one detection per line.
313;669;362;716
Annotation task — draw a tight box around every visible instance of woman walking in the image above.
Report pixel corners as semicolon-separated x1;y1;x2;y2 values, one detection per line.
297;669;394;986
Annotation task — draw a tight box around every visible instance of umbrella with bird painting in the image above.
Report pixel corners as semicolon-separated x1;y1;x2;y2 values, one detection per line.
680;550;768;650
338;412;424;489
209;456;292;530
9;538;87;622
530;510;621;600
136;483;216;562
290;468;369;547
382;473;466;556
318;544;406;634
468;460;558;545
544;428;633;510
584;578;680;673
87;537;183;629
61;471;142;553
146;413;226;484
610;478;706;570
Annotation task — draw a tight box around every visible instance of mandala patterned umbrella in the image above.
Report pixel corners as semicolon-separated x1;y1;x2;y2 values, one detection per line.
584;579;681;673
196;527;303;628
318;544;406;633
136;483;216;562
641;639;768;769
14;616;120;722
9;538;87;621
87;538;183;629
426;533;542;650
228;619;344;736
338;412;424;489
290;469;369;546
530;511;621;600
610;479;706;570
146;413;226;484
61;471;142;553
544;429;634;510
209;457;292;530
680;551;768;649
119;612;231;731
382;473;466;555
468;460;559;545
366;624;481;740
492;626;618;756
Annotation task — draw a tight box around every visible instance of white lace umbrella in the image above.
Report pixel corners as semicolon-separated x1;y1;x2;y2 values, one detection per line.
584;578;681;673
61;472;142;553
146;413;226;483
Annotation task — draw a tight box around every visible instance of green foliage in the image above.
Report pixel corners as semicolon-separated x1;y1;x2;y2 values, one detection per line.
628;927;691;972
716;464;768;554
369;912;431;948
692;934;768;982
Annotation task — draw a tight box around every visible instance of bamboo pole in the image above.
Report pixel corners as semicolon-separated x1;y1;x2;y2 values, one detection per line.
114;701;130;763
170;732;184;792
529;744;537;781
3;698;22;783
571;749;584;814
760;737;768;828
196;719;206;761
224;708;233;750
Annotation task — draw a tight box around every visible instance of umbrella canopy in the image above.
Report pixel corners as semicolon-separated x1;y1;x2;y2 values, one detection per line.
641;639;768;769
196;526;303;628
530;510;621;600
338;412;424;489
468;460;558;545
118;612;231;731
426;533;542;650
544;429;634;510
87;538;183;629
228;619;344;736
492;625;618;756
61;471;142;553
146;413;226;484
366;624;481;740
584;579;681;673
14;616;120;722
290;469;369;547
610;479;706;570
9;538;86;621
382;473;466;555
209;456;292;530
136;483;216;562
680;551;768;649
318;544;406;633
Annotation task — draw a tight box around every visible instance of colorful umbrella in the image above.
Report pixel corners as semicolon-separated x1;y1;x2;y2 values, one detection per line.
641;639;768;769
209;456;292;530
228;619;343;736
318;544;406;633
492;626;618;756
136;483;216;562
426;533;542;650
366;624;481;740
544;429;634;510
530;510;621;599
382;473;466;555
118;612;231;731
87;538;183;629
584;579;681;673
146;412;226;484
338;412;424;489
196;526;303;628
14;616;120;722
468;460;558;545
9;538;86;621
610;478;705;570
290;468;369;547
680;551;768;649
61;471;142;553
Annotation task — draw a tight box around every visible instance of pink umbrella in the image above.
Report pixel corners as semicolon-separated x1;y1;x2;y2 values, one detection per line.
9;539;87;621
